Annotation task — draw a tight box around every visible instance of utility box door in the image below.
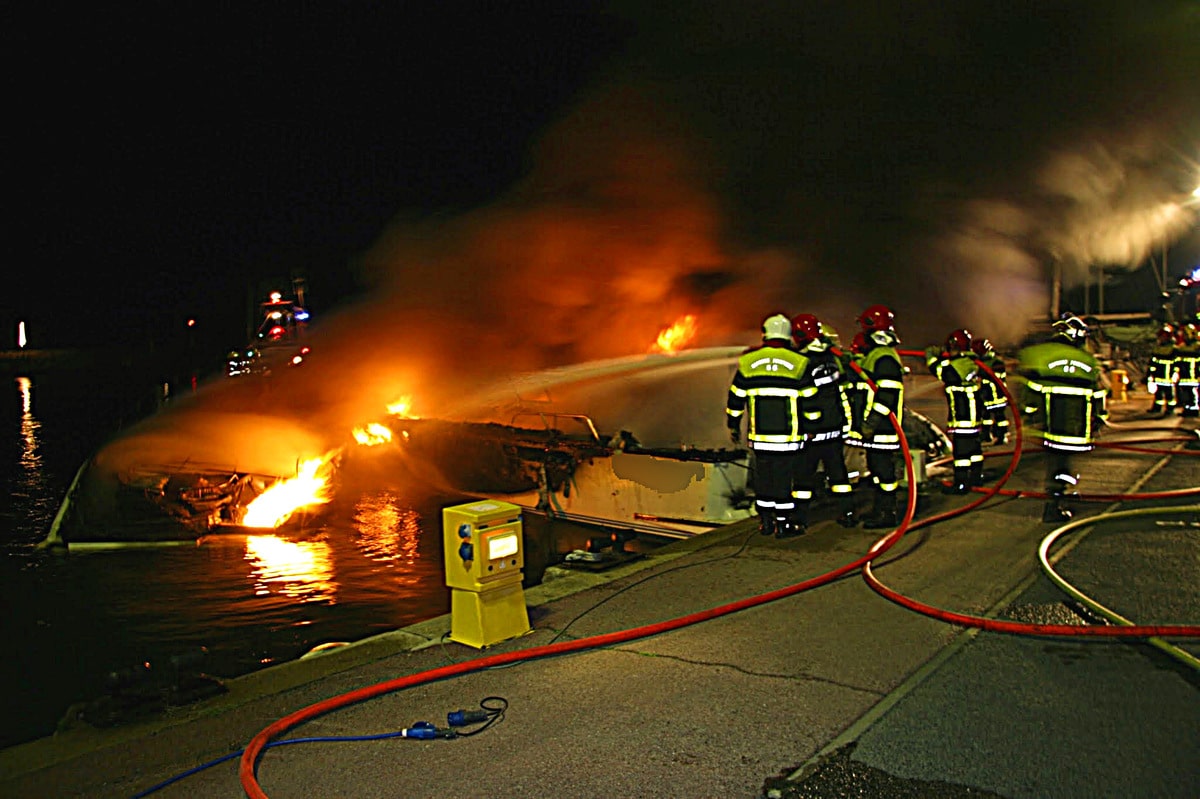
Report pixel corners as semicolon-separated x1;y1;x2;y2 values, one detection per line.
443;500;524;592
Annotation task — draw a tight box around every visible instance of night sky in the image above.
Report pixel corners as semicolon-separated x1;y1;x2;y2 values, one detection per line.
11;1;1200;362
12;2;627;353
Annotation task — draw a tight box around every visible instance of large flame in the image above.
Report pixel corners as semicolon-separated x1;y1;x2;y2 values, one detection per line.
387;395;418;418
352;422;393;447
651;315;698;354
241;454;336;529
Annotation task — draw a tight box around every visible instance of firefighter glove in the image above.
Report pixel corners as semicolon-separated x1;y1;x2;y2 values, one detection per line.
864;412;890;437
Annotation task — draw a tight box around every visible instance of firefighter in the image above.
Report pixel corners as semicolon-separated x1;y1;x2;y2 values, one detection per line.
854;304;906;529
972;337;1010;445
843;332;871;453
1146;323;1177;417
1017;313;1107;522
1173;322;1200;418
926;329;984;493
790;314;857;529
727;313;807;538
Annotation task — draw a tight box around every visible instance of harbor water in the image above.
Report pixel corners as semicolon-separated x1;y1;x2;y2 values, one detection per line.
0;369;606;750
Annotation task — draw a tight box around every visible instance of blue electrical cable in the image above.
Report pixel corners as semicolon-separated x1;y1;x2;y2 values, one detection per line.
131;696;507;798
132;731;409;798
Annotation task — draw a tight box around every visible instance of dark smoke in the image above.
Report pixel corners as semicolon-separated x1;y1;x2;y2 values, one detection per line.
96;2;1200;464
343;0;1198;364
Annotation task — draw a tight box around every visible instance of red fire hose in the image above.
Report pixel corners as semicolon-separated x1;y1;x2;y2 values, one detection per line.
240;349;1200;798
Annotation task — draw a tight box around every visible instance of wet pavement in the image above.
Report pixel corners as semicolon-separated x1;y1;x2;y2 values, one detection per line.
2;395;1197;798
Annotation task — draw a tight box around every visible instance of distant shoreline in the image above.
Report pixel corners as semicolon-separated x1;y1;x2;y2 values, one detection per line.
0;348;213;379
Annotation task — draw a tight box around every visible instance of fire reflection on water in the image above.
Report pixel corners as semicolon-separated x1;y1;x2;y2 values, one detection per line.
244;534;336;603
353;491;423;568
17;377;42;471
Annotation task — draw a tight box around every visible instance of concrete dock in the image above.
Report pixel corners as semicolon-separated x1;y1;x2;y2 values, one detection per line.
2;396;1198;798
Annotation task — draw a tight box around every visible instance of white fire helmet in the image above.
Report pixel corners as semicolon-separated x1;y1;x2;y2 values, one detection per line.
1053;313;1089;344
762;313;792;341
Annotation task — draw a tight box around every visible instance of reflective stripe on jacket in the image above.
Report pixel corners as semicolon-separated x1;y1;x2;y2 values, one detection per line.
858;345;905;439
977;355;1009;411
927;352;981;430
1172;347;1200;387
1147;344;1175;389
727;344;807;450
795;345;852;438
1017;340;1107;451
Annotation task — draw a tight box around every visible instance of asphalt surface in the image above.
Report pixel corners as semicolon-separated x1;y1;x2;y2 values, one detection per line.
2;394;1198;799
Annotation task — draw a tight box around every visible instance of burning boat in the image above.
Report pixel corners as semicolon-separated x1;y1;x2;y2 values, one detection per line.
42;454;340;549
382;412;754;538
370;340;949;540
383;407;945;540
41;406;341;549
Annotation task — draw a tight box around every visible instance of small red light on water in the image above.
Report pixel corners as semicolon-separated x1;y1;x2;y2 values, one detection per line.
187;318;196;327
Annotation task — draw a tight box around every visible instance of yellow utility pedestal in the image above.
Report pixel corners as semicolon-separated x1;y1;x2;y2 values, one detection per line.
443;500;530;648
1111;369;1128;401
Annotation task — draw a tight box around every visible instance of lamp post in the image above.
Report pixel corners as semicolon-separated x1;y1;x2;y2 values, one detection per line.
1154;183;1200;322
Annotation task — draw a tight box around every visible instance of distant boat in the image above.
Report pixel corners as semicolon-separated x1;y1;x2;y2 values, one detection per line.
225;291;312;378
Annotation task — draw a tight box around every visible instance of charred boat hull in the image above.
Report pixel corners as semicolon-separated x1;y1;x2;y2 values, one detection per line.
41;461;317;548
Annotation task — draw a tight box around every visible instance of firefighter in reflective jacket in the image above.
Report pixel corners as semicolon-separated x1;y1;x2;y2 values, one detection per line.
727;313;807;538
790;314;857;530
926;329;984;494
1146;323;1177;417
1017;313;1107;522
854;305;906;529
843;332;872;453
1172;322;1200;418
971;337;1010;445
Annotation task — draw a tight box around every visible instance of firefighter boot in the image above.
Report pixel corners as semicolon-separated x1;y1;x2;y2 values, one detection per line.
861;493;898;530
836;495;858;528
969;463;984;488
943;467;970;495
777;509;807;539
1041;495;1073;523
758;513;776;537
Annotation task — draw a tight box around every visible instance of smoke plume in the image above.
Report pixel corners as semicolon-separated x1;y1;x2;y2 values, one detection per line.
98;1;1200;466
338;0;1198;363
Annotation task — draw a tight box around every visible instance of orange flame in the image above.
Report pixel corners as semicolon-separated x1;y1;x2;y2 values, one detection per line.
387;395;418;418
241;454;336;529
651;314;698;354
352;422;393;447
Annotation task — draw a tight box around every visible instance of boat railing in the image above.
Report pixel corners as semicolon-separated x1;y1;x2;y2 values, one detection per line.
509;411;602;444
